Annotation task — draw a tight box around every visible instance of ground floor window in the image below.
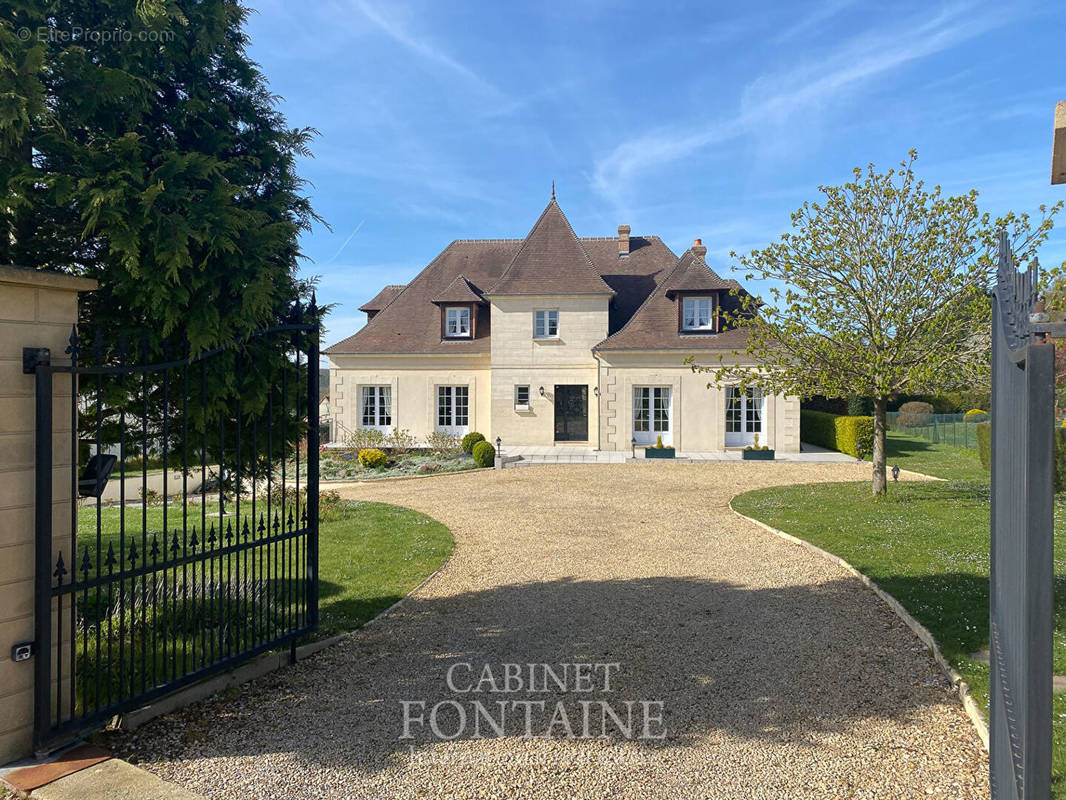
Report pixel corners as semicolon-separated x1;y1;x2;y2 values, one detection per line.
633;386;671;446
515;385;530;409
725;386;763;447
360;385;391;430
437;385;469;434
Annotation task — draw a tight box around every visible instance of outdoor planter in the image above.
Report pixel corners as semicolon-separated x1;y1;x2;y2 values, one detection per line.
645;447;675;459
742;449;775;461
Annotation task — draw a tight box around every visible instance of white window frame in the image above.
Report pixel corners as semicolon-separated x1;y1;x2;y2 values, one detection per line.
633;386;671;446
360;385;392;432
534;309;559;339
514;385;530;410
436;385;470;435
445;306;471;338
681;296;715;331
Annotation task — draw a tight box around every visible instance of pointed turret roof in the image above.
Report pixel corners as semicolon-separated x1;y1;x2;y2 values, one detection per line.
487;198;614;296
431;274;485;304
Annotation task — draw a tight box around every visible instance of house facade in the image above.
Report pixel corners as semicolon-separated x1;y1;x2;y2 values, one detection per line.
325;197;800;453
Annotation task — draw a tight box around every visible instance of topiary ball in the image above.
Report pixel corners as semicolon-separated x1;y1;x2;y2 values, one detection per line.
358;448;388;469
461;432;486;453
471;440;496;468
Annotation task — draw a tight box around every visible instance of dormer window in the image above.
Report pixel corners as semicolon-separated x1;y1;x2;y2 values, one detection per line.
445;306;471;338
681;296;715;332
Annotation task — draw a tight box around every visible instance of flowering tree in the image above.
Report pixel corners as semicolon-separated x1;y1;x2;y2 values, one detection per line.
697;152;1060;494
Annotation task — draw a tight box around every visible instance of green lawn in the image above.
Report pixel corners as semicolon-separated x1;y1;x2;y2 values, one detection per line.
69;497;452;710
732;431;1066;794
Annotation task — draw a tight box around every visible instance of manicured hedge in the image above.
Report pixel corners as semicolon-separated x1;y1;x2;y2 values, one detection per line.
800;410;874;459
976;422;991;470
1056;428;1066;493
976;423;1066;491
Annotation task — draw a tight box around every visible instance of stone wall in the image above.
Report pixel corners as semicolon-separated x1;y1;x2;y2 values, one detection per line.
0;266;96;763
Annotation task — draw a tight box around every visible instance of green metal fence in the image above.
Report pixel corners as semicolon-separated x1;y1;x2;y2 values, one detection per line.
886;411;987;449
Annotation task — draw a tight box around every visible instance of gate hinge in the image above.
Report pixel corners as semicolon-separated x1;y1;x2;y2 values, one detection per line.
22;347;50;373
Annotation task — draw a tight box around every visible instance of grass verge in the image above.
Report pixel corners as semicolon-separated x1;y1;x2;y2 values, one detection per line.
731;431;1066;794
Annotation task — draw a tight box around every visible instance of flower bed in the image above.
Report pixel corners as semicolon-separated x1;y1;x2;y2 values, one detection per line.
321;448;480;481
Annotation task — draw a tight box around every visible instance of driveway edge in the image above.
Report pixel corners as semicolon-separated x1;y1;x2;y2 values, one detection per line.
729;501;989;751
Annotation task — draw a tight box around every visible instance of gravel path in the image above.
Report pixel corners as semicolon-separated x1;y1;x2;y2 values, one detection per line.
116;462;989;799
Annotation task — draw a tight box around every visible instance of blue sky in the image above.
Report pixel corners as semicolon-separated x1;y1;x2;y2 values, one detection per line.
242;0;1066;346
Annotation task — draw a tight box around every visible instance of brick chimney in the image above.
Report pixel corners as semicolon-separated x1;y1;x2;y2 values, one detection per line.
617;225;631;258
692;238;707;257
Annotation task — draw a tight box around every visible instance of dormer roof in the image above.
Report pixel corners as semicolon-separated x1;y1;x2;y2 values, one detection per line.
663;248;736;297
594;245;751;352
431;274;485;305
358;285;406;313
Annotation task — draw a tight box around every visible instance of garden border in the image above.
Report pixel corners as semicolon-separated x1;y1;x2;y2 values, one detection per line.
321;466;493;485
729;500;989;751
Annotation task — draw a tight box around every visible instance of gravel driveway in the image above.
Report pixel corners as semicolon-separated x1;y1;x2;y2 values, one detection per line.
117;462;989;799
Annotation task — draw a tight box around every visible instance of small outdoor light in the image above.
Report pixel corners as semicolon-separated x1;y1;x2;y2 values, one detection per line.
631;436;637;459
891;464;900;483
539;386;545;397
78;453;118;498
496;436;501;452
593;386;600;397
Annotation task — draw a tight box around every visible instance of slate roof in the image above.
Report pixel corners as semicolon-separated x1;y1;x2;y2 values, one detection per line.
325;199;752;356
431;274;485;305
487;199;614;296
593;246;752;352
358;285;405;313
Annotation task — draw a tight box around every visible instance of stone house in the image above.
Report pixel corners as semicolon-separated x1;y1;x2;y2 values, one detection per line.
324;196;799;453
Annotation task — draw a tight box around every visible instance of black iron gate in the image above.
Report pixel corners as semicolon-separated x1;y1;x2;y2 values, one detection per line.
27;301;320;752
990;233;1054;800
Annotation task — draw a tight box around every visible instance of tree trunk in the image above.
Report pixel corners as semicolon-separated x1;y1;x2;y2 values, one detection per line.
872;396;888;495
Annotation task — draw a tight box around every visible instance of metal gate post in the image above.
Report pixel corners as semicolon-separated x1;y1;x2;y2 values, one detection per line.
25;347;53;752
306;308;320;630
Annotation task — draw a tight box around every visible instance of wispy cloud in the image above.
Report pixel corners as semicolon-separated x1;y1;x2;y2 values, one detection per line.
772;0;856;43
353;0;499;96
591;3;1001;207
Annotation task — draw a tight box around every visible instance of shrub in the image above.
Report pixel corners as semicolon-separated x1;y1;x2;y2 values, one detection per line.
140;487;163;505
318;490;347;522
471;440;496;468
964;409;989;422
346;428;386;451
358;448;388;468
800;410;874;459
461;432;486;454
1056;428;1066;493
847;396;873;416
976;422;991;469
427;431;462;458
386;428;416;455
896;401;934;427
979;424;1066;491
